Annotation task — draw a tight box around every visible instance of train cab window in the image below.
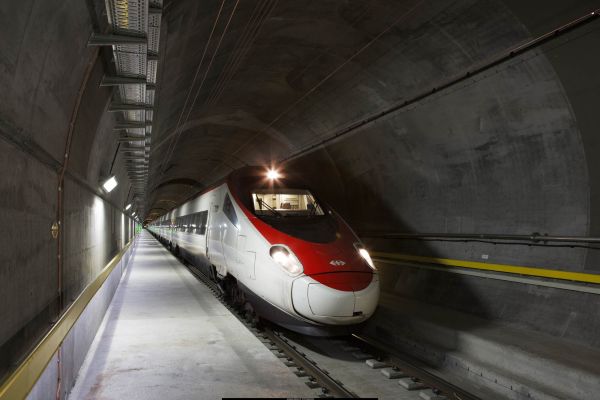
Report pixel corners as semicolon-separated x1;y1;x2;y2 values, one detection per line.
223;194;238;226
252;189;324;217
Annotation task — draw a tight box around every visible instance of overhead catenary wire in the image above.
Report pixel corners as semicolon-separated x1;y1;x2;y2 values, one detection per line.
205;0;278;107
152;0;269;152
159;0;241;179
155;0;226;178
149;0;275;200
203;0;428;180
204;0;271;105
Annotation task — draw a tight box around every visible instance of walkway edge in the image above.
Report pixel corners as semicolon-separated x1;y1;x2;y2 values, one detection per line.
0;237;138;400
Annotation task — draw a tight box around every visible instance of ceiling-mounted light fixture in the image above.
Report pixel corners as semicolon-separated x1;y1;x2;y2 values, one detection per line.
266;168;280;180
125;203;132;210
102;176;118;193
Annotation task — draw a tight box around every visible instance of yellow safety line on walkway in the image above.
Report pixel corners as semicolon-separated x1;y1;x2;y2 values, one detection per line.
371;252;600;285
0;238;136;400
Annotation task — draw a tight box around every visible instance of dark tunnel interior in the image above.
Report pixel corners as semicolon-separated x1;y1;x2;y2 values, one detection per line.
2;0;600;398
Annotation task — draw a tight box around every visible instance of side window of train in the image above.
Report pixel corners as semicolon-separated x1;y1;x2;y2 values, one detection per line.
223;194;238;226
198;211;208;235
188;214;194;232
192;212;201;234
191;213;199;233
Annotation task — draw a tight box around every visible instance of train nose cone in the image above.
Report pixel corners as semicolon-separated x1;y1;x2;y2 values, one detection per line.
291;274;379;325
308;283;355;317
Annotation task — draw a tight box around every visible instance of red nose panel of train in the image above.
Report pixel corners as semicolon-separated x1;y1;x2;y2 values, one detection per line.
227;175;374;292
244;210;373;291
286;235;373;290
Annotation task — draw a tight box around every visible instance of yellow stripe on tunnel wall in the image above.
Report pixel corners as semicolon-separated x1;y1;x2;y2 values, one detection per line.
0;238;136;400
371;252;600;285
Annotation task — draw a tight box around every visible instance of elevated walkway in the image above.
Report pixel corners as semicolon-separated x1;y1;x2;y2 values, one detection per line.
68;231;314;399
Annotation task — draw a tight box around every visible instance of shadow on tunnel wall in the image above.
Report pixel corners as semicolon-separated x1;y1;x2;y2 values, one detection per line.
286;152;490;358
274;0;600;353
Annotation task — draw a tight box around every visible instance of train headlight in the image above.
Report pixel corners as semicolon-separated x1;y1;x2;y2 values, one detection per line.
354;243;376;271
269;245;303;276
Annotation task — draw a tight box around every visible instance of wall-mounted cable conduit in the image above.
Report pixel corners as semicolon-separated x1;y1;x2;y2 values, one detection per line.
361;232;600;244
88;0;165;217
279;9;600;164
372;252;600;286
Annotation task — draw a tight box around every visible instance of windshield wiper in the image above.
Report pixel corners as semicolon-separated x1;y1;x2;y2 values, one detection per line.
308;199;322;216
257;198;283;217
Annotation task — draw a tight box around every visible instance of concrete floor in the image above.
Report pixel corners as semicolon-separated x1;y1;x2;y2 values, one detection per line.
69;231;316;399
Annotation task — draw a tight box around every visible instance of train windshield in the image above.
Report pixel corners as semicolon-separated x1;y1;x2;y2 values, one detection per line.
252;189;325;217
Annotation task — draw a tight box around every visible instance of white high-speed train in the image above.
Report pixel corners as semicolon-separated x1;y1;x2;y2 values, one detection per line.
148;166;379;335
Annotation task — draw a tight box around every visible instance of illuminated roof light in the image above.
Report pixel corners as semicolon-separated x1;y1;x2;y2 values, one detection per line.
266;168;280;180
125;203;132;210
102;176;118;193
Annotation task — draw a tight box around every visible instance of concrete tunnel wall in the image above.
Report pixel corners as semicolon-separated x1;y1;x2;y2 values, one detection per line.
1;0;600;392
0;0;137;381
283;0;600;347
141;0;600;351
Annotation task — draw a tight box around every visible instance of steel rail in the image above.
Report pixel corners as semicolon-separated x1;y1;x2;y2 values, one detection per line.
353;333;481;400
263;328;358;398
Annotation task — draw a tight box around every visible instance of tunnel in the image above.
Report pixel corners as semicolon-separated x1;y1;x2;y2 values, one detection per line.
1;0;600;399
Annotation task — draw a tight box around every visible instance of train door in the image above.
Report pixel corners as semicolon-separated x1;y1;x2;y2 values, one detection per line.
221;193;239;275
221;193;256;280
207;194;226;275
237;235;256;280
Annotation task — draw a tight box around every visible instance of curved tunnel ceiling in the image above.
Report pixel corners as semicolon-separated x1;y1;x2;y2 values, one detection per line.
147;0;600;272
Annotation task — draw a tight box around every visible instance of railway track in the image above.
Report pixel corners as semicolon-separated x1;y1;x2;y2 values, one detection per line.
169;243;478;399
351;334;480;400
180;259;357;398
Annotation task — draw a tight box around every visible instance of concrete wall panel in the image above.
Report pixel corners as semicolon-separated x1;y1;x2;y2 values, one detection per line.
0;0;137;387
0;0;95;161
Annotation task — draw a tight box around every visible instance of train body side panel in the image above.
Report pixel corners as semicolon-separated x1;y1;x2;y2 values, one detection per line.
149;179;378;328
206;185;227;276
150;185;218;271
219;184;297;317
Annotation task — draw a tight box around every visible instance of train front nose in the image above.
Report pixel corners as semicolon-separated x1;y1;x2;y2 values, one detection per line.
291;273;379;325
